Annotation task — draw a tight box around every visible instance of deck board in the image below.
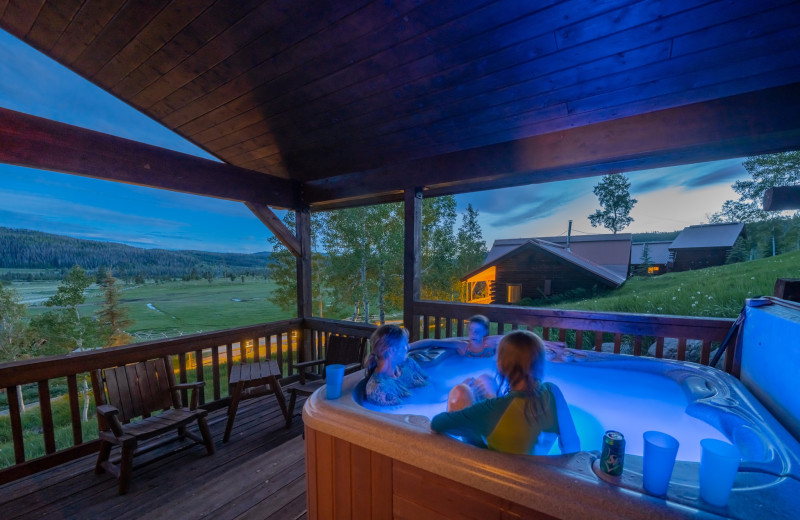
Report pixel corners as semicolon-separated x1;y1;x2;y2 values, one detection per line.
0;393;309;520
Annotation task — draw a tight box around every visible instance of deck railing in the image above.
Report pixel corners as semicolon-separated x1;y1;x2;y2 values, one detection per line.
414;301;737;372
0;306;734;484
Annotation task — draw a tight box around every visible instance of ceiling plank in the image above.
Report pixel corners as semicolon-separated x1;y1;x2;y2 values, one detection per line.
304;83;800;210
0;107;300;208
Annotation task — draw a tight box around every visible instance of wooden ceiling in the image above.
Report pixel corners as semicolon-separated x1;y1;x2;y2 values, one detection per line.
2;0;800;210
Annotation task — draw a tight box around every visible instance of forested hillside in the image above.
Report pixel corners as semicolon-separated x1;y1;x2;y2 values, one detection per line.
0;227;270;280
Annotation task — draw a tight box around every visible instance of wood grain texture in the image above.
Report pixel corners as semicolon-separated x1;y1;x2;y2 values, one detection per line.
2;0;799;209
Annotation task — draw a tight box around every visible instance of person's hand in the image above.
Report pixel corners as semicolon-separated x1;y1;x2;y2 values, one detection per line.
469;374;496;400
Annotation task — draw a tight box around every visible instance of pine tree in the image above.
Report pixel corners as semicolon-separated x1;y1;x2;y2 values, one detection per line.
636;243;654;275
456;204;488;276
97;271;134;347
725;237;749;264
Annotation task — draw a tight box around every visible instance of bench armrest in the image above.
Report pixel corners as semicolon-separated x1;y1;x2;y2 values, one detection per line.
294;359;326;370
173;381;205;410
96;404;125;437
343;362;362;373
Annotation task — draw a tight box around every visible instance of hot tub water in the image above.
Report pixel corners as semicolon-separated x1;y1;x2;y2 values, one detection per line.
359;348;727;460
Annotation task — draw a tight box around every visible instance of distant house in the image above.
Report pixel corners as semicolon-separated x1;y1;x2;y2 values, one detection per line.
461;234;631;304
630;241;672;275
668;223;745;271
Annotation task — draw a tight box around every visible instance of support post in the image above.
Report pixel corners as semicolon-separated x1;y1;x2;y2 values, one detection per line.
296;207;313;362
403;188;422;340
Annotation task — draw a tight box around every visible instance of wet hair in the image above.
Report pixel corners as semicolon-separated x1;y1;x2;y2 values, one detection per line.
496;330;547;420
467;315;490;333
364;324;409;379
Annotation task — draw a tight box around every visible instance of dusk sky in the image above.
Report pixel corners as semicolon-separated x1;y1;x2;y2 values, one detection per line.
0;29;748;254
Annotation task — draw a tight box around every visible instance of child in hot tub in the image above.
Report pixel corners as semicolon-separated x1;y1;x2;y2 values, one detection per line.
411;314;502;357
431;330;580;455
364;324;429;406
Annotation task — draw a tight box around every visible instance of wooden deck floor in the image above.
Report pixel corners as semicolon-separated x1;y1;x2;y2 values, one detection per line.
0;393;309;520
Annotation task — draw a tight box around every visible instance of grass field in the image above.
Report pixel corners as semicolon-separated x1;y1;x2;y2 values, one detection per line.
537;250;800;318
14;277;293;341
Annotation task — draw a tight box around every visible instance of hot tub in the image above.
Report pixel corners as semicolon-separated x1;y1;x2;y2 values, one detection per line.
303;344;800;519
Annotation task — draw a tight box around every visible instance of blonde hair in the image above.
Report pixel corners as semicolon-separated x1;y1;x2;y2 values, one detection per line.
497;330;547;419
364;324;408;379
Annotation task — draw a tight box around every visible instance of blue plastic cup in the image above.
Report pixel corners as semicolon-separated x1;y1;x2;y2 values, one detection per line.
699;439;740;507
642;431;680;496
325;364;346;399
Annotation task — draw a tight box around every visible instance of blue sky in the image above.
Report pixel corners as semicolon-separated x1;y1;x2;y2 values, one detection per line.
0;29;746;253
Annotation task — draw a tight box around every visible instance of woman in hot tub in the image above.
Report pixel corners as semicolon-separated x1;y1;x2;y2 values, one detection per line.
364;324;429;406
431;330;580;455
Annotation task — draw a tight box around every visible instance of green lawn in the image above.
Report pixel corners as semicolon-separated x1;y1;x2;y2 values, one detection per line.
19;277;293;341
536;250;800;318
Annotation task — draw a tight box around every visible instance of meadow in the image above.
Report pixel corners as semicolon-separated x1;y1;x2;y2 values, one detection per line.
537;250;800;319
16;276;293;341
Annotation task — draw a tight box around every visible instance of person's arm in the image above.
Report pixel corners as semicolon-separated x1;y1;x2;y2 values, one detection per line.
431;395;508;440
549;384;581;453
409;338;467;352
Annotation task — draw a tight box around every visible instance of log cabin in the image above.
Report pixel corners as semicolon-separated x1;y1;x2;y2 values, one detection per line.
462;234;631;304
668;222;746;272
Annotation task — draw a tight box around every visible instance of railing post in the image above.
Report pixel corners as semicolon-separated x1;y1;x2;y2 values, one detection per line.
404;187;422;341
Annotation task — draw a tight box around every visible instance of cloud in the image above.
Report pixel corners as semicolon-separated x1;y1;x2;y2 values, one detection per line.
683;164;745;187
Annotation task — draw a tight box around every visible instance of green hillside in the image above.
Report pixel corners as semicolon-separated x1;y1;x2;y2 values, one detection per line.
0;227;270;280
538;250;800;318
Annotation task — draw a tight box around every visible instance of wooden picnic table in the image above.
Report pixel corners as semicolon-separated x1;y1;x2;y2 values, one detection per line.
223;360;289;442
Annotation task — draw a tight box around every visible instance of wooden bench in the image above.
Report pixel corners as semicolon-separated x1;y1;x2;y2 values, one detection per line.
91;356;215;494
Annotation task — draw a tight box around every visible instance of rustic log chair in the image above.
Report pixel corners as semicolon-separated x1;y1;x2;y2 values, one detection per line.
91;356;216;494
286;335;366;426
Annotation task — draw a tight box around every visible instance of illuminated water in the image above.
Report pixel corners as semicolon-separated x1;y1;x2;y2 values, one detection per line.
359;351;727;461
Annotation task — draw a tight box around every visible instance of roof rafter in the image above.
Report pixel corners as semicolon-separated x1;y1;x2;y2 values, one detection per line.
305;83;800;210
0;107;302;209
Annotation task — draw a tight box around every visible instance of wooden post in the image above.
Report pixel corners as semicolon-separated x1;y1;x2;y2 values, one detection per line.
404;188;422;340
774;278;800;303
296;207;313;362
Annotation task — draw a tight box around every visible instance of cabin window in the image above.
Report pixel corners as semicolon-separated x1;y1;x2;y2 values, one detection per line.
648;266;660;274
543;279;552;296
507;284;522;303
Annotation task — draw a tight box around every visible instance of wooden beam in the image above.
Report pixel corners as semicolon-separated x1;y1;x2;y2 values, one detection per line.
304;83;800;209
0;107;301;208
244;202;301;257
296;208;313;361
403;188;422;341
763;186;800;211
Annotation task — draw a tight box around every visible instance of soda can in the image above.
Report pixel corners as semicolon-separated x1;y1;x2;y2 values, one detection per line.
600;430;625;476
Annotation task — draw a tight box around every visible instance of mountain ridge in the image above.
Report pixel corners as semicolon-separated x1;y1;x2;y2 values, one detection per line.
0;227;270;279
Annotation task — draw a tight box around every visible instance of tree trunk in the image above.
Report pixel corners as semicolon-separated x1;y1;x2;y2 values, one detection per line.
361;255;369;324
82;377;90;422
378;260;386;325
17;385;25;412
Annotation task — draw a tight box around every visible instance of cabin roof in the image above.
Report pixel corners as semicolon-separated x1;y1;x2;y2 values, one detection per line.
465;234;629;285
485;234;631;269
2;2;800;209
631;241;673;264
669;222;745;250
